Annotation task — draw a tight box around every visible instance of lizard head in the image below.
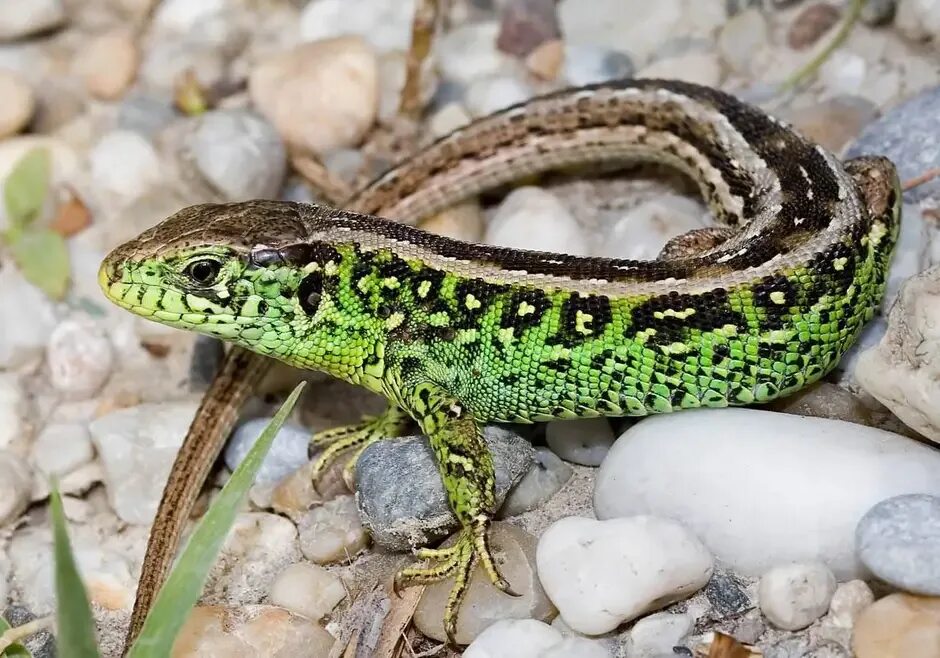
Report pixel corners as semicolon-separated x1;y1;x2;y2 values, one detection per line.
99;201;365;368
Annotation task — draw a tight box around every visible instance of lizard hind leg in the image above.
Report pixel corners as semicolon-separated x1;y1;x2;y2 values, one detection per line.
308;403;412;489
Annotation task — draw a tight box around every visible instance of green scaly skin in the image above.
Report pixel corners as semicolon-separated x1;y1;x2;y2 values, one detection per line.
98;79;902;644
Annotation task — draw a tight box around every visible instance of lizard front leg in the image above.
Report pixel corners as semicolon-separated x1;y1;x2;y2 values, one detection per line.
309;403;412;488
394;382;519;645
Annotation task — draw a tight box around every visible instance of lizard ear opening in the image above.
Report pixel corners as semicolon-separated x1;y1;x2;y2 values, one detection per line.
298;271;324;315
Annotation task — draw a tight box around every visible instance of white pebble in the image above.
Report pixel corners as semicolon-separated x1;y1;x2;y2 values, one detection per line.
297;495;369;564
0;451;32;527
0;70;34;138
74;29;139;100
825;580;874;629
268;562;346;621
47;318;114;400
0;0;66;40
0;265;58;368
437;22;510;84
500;447;573;518
30;422;94;478
463;619;562;658
895;0;940;42
225;419;309;485
819;51;868;98
0;373;26;450
299;0;416;52
89;130;165;203
536;515;713;635
428;102;472;138
545;418;615;467
543;637;612;658
625;611;694;657
465;75;532;117
637;52;723;88
717;9;768;74
249;37;378;155
599;194;707;261
594;408;940;579
558;0;683;62
759;561;836;630
486;187;589;256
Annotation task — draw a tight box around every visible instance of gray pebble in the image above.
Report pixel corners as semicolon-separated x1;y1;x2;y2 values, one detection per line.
725;0;764;16
499;446;573;517
705;571;753;618
188;336;225;391
861;0;896;26
846;85;940;203
117;93;178;138
224;418;311;484
563;44;634;87
856;493;940;595
355;425;534;550
2;605;56;658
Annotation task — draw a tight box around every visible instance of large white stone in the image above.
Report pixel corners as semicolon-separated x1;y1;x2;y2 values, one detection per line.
463;619;562;658
485;187;589;256
536;515;713;635
758;561;837;630
594;408;940;579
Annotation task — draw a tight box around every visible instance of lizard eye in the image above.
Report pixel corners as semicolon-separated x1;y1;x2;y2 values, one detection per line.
184;259;221;285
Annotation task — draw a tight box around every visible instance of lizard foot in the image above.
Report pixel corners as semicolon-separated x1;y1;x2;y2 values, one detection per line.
393;518;519;646
309;404;411;489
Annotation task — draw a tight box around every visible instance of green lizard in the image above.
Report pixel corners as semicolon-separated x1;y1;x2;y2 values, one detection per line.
99;79;901;644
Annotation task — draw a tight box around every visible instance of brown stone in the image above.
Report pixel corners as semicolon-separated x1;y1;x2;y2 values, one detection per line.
788;3;842;50
852;593;940;658
496;0;561;58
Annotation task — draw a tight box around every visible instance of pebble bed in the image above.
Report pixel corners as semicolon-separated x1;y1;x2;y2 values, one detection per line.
0;0;939;656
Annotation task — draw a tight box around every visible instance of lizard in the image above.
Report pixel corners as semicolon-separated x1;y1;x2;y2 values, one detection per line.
98;78;901;646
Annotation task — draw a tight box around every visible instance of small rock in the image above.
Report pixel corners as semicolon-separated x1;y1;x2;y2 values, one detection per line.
818;51;867;98
298;0;415;53
225;419;310;485
437;21;509;85
415;524;555;644
856;494;940;595
705;572;753;618
1;605;56;658
846;85;940;204
826;580;874;629
30;422;94;478
718;9;769;73
270;459;347;520
852;593;940;658
486;187;588;256
625;611;693;657
768;381;873;426
500;447;573;518
117;93;178;138
355;426;534;550
419;200;485;242
895;0;940;41
89;130;165;204
0;451;31;527
855;268;940;441
47;318;114;400
249;37;378;155
526;39;564;81
0;71;34;138
637;52;723;87
89;401;199;524
562;44;635;87
377;50;438;123
427;102;472;138
788;3;842;49
0;373;27;450
463;619;562;658
75;29;139;100
544;637;612;658
594;409;940;579
188;336;225;390
861;0;897;26
557;0;684;62
297;495;369;564
465;74;533;117
268;562;346;622
536;515;713;635
0;0;66;40
496;0;561;57
783;96;879;156
545;418;615;467
759;561;837;630
173;605;336;657
601;194;707;261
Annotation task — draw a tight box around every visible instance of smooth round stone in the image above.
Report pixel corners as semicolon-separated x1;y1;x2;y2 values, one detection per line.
47;318;114;400
500;447;573;518
249;36;378;155
718;8;768;73
637;52;722;87
787;2;842;49
782;96;878;155
625;611;693;657
542;637;612;658
895;0;940;41
768;382;873;426
436;22;510;85
536;515;713;635
74;29;139;100
0;373;27;450
30;422;94;478
0;0;66;40
297;495;369;564
856;494;940;595
268;562;345;622
860;0;894;25
224;419;310;485
465;75;532;117
463;619;562;658
0;70;34;138
187;110;286;201
0;263;58;369
419;200;484;242
117;93;178;138
818;51;868;98
486;187;589;256
545;418;615;467
496;0;560;57
377;49;438;122
415;523;555;644
562;44;634;87
826;580;874;629
852;593;940;658
0;451;31;527
427;102;472;138
759;561;837;630
600;194;707;261
299;0;415;53
89;130;165;203
557;0;683;62
594;408;940;579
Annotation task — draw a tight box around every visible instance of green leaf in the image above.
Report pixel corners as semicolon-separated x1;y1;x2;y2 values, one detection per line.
127;382;307;658
0;616;33;658
3;148;50;229
8;229;70;300
50;485;102;658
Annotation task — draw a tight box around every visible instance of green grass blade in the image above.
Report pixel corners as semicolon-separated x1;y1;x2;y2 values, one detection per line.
49;486;102;658
3;148;50;229
127;382;307;658
0;616;33;658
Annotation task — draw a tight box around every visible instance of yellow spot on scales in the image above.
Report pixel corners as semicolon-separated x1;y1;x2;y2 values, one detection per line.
517;301;535;316
498;327;514;346
382;276;400;289
769;291;786;305
323;261;338;276
661;342;689;355
417;280;432;298
575;310;593;335
385;312;405;330
654;308;697;320
869;221;887;246
303;262;321;273
465;294;481;310
833;257;848;271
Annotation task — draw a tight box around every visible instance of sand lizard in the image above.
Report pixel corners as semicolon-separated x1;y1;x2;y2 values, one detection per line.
99;78;901;647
